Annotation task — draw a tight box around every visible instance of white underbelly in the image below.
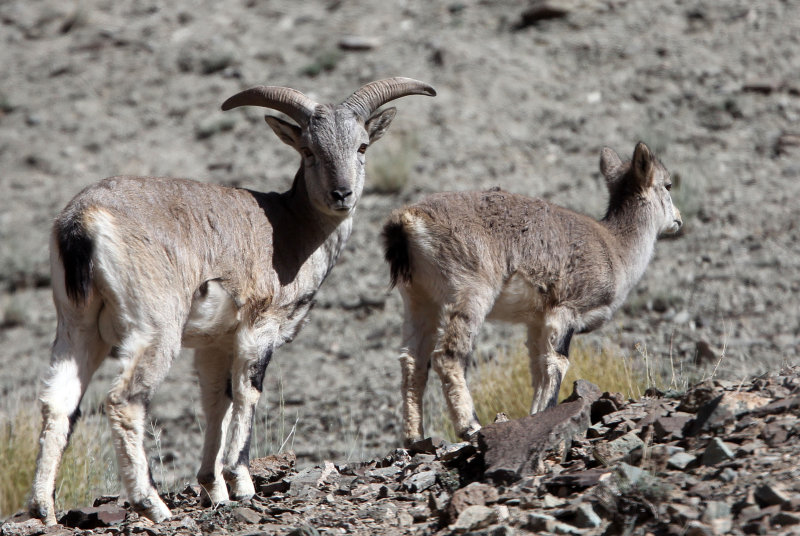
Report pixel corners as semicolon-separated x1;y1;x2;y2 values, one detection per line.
182;280;240;348
487;274;545;324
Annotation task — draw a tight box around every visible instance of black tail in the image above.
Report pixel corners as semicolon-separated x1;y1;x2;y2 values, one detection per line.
56;218;93;304
382;216;412;288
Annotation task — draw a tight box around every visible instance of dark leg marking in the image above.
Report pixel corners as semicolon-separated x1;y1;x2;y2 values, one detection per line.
249;347;273;392
555;327;574;358
66;405;82;441
235;415;255;471
546;368;564;409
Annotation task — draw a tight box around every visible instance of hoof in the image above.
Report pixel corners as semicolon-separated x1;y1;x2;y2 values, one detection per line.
459;423;482;441
133;496;171;523
29;500;57;526
198;477;229;507
224;468;255;501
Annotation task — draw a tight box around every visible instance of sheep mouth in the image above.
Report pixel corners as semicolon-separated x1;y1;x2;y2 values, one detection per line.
661;219;683;236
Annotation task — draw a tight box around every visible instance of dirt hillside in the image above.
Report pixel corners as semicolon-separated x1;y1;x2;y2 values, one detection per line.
1;0;798;494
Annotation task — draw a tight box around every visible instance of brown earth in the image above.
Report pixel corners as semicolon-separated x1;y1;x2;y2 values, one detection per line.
1;0;799;518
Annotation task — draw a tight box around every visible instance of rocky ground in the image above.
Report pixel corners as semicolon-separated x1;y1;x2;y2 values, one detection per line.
4;367;800;535
1;0;800;520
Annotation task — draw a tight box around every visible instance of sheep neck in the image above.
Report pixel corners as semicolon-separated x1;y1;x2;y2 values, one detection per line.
601;197;659;306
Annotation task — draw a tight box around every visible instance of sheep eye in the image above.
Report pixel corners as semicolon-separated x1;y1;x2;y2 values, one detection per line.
301;147;314;159
664;183;672;191
358;143;368;154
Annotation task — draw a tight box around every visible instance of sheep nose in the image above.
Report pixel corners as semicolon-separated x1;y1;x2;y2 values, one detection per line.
331;188;353;202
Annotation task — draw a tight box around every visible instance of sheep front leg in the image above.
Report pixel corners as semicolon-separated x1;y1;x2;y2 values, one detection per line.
223;337;273;500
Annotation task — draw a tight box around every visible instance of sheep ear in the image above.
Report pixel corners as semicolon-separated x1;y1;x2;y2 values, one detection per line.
265;115;302;149
365;107;397;144
600;147;623;183
631;141;655;188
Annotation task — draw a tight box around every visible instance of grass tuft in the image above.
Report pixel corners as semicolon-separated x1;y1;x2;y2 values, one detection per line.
367;132;419;194
0;405;116;518
427;337;647;441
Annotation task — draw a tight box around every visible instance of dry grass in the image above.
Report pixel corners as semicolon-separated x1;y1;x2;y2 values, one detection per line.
366;131;419;194
0;405;116;518
427;337;647;440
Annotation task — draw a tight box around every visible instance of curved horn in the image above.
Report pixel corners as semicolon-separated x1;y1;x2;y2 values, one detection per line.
221;86;318;126
342;77;436;119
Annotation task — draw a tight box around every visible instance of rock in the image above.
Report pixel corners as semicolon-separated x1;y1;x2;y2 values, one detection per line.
367;464;403;482
590;397;620;424
407;437;437;455
678;381;722;413
653;413;692;441
251;452;296;485
616;462;648;487
478;382;599;482
771;511;800;527
338;35;381;51
563;379;603;403
260;480;291;495
667;502;700;524
447;482;500;522
195;116;235;140
402;469;437;493
0;515;47;536
754;483;791;507
58;504;127;529
526;512;584;534
751;395;800;417
667;451;697;470
685;520;716;536
451;505;497;532
397;509;414;527
544;468;611;494
760;421;789;447
233;507;262;524
285;461;338;497
474;526;515;536
286;526;321;536
593;430;644;464
702;437;735;465
695;340;719;364
571;502;602;528
525;512;556;531
437;441;476;462
512;2;570;30
686;392;771;435
701;501;732;534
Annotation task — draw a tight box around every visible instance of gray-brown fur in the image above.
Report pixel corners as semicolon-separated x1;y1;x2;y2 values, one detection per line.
30;78;435;525
383;142;681;443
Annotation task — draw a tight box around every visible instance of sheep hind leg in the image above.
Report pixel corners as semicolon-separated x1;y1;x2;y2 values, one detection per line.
399;290;439;446
432;293;494;440
529;312;573;414
194;347;233;506
106;333;179;523
30;307;109;525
